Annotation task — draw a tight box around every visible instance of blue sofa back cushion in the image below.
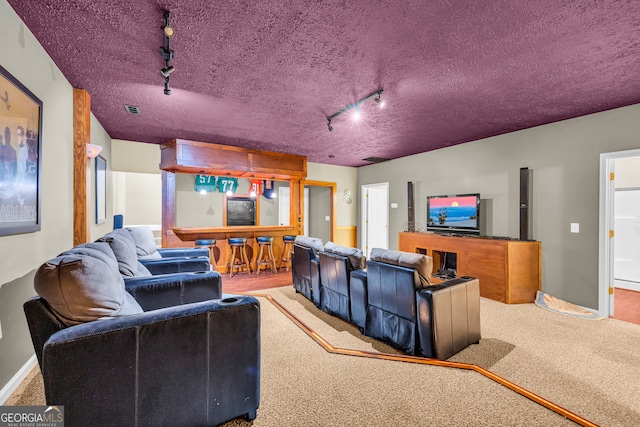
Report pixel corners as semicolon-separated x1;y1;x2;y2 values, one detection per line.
34;253;143;326
97;229;140;277
294;235;324;256
324;241;366;270
369;248;432;286
126;226;162;259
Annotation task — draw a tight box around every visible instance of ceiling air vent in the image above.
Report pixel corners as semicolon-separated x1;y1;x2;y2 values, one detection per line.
124;104;141;115
362;156;390;163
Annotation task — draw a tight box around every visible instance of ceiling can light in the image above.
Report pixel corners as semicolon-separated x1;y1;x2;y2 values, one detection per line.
326;89;383;131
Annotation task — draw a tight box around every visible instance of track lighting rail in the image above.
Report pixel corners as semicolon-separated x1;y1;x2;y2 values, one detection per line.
327;89;383;131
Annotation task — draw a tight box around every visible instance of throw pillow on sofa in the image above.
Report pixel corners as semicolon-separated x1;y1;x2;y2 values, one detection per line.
34;253;143;326
324;241;366;270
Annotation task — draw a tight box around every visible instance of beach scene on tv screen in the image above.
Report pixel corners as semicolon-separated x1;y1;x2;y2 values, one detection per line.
428;196;478;227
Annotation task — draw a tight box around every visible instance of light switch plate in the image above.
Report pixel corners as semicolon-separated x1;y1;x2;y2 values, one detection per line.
391;203;398;208
571;223;579;233
325;216;330;221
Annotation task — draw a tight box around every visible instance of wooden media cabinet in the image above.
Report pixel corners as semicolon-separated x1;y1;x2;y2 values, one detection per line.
398;232;541;304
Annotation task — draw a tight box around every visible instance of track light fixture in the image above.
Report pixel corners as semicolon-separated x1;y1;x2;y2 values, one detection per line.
160;10;175;95
163;21;175;39
326;89;383;131
160;66;175;78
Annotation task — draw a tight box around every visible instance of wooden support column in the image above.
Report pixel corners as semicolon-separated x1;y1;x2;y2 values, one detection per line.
290;178;304;236
161;171;176;248
73;88;91;246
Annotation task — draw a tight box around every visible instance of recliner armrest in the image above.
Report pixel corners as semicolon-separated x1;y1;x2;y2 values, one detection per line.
41;296;260;427
311;257;321;307
125;271;222;311
158;248;209;259
349;270;368;330
140;256;210;274
416;276;481;360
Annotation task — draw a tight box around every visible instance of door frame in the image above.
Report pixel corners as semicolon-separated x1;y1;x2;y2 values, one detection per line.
598;148;640;317
302;180;336;242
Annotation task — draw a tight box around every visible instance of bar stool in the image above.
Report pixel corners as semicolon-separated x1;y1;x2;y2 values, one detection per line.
195;239;217;271
254;236;277;275
226;237;252;277
280;235;296;272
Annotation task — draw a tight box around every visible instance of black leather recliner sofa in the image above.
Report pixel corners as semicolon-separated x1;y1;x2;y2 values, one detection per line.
292;236;323;305
24;241;259;426
353;248;481;360
318;241;366;322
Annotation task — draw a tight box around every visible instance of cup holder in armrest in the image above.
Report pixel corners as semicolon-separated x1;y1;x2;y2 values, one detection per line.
220;297;239;304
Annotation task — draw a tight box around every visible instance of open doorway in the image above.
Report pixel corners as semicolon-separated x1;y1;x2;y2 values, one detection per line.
361;182;389;258
599;149;640;324
303;180;336;243
278;186;309;235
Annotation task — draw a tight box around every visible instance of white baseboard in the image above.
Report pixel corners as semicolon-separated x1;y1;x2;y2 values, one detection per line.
614;279;640;292
0;354;37;405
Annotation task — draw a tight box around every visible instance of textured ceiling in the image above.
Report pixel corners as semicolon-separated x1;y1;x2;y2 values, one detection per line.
7;0;640;167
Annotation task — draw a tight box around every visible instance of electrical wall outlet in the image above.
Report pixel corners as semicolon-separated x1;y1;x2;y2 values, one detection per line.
325;216;330;221
571;223;580;233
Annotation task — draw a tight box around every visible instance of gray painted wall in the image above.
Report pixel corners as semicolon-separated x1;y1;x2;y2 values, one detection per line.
307;186;331;242
357;104;640;310
0;0;113;397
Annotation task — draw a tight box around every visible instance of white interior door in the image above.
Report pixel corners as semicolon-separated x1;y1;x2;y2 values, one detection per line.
278;186;309;234
361;183;389;258
303;187;309;236
278;187;290;226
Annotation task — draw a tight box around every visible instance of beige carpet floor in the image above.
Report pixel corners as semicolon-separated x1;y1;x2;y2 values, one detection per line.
8;286;640;426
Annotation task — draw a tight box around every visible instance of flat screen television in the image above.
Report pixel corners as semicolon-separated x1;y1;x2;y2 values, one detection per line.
426;194;480;234
226;197;256;226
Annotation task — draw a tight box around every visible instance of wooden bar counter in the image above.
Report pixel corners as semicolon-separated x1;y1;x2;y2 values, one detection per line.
173;226;296;273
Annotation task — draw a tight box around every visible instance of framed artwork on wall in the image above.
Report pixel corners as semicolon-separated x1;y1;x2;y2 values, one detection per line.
0;65;42;236
95;154;107;224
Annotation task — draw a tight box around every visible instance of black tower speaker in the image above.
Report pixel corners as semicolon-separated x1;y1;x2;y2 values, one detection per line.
408;182;415;232
519;167;530;241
